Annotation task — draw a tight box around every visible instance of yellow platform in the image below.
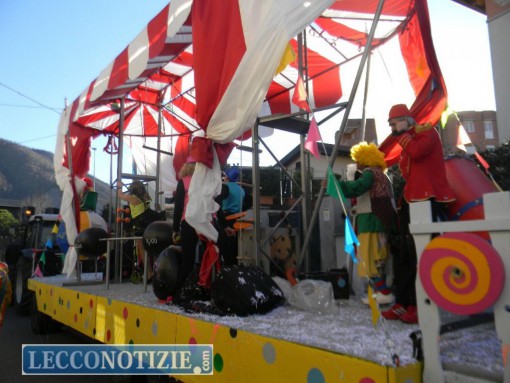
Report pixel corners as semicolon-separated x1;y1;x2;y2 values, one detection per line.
28;278;423;383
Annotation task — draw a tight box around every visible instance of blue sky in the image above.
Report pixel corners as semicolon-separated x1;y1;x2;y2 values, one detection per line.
0;0;495;184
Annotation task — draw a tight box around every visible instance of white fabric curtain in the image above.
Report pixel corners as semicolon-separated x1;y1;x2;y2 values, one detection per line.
186;0;334;241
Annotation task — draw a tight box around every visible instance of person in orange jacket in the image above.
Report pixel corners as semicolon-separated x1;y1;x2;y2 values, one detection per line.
382;104;455;324
0;261;12;330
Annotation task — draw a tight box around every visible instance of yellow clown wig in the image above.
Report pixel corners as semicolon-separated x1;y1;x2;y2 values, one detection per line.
350;142;387;170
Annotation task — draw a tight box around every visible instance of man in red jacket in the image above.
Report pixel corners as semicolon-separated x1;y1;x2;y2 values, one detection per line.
382;104;455;324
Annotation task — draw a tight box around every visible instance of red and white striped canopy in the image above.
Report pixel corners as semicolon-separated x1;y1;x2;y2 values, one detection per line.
59;0;444;178
56;0;446;248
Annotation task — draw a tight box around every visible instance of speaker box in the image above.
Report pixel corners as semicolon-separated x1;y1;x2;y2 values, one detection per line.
211;265;284;316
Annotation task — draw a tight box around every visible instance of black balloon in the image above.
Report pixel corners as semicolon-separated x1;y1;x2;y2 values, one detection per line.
74;227;108;257
152;246;181;300
143;221;173;258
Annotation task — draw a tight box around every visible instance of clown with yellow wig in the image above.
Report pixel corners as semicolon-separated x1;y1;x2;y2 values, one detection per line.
332;142;396;306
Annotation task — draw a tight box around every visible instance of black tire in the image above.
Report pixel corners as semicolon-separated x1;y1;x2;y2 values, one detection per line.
14;255;33;316
146;375;182;383
30;295;56;335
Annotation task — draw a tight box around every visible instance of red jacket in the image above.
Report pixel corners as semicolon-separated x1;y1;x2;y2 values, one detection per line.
396;124;456;204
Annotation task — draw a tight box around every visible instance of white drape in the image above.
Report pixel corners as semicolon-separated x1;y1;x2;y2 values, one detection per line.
186;0;334;241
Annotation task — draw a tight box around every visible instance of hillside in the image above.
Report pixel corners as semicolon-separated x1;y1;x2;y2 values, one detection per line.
0;138;110;214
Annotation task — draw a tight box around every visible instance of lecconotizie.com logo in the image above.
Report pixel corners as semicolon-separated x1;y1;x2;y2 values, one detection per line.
22;344;213;375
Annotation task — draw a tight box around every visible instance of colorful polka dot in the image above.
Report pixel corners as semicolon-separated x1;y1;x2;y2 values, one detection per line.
214;353;224;372
229;328;237;338
123;307;128;319
89;299;93;308
189;337;197;345
307;368;325;383
359;378;376;383
107;329;111;342
262;343;276;364
193;366;202;374
152;320;158;336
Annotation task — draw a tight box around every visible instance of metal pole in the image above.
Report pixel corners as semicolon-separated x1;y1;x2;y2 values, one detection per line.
360;51;372;142
114;98;125;283
252;121;261;267
106;240;111;290
296;0;387;270
92;147;97;191
155;106;162;210
299;134;310;271
297;31;311;272
108;137;114;255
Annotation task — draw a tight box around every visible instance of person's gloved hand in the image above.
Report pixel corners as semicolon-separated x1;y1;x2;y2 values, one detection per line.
172;231;181;244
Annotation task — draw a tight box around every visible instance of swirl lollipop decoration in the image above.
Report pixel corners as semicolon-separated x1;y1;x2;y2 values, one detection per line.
419;232;505;315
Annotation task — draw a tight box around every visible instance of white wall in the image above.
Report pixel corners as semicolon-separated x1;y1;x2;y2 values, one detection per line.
488;7;510;143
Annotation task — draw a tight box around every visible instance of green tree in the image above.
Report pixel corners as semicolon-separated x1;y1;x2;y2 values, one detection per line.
0;209;18;234
479;139;510;191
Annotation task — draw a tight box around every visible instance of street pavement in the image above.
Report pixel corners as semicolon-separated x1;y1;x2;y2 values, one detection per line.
0;306;155;383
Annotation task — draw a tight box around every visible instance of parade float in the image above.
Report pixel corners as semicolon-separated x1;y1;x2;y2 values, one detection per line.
25;0;509;382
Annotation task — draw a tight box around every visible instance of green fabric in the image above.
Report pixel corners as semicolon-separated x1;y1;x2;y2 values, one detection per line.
355;213;387;234
338;170;386;234
339;170;373;198
80;191;98;211
326;167;346;202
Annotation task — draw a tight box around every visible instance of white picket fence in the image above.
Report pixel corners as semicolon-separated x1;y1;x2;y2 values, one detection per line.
410;191;510;383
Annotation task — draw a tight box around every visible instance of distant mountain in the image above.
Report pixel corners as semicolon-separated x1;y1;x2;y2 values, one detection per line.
0;138;110;214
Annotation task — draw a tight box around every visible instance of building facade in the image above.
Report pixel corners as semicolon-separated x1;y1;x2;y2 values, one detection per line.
454;0;510;144
442;110;499;153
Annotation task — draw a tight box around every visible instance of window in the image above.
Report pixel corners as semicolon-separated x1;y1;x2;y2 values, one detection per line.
464;120;475;133
484;120;494;139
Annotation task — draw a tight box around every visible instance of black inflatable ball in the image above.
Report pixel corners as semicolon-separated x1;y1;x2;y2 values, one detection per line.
152;245;181;301
142;221;173;260
74;228;108;258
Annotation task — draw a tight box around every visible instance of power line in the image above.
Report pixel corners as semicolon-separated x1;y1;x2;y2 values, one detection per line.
17;134;56;145
0;102;63;110
0;81;62;114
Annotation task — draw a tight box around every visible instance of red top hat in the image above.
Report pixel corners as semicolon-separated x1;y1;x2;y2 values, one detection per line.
388;104;411;121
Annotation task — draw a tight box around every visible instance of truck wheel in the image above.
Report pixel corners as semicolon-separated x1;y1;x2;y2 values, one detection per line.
30;296;55;335
14;256;33;316
147;376;182;382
